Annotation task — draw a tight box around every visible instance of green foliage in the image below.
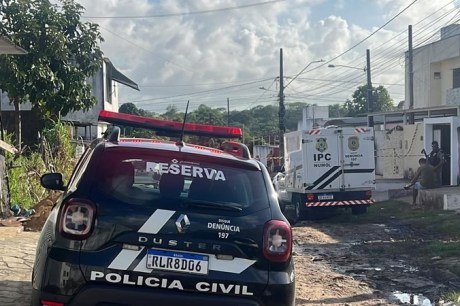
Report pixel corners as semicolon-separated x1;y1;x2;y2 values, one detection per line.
329;85;395;117
425;241;460;257
7;121;77;209
442;291;460;304
41;120;76;175
0;0;104;120
284;102;309;131
119;102;156;138
346;85;395;116
8;149;46;209
325;200;460;239
162;105;183;122
117;85;397;146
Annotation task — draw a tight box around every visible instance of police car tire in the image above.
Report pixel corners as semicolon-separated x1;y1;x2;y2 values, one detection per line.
30;288;41;306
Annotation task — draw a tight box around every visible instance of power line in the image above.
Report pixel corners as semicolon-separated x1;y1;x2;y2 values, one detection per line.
83;0;285;19
138;78;277;88
292;0;456;100
122;78;274;104
245;78;278;109
286;0;420;88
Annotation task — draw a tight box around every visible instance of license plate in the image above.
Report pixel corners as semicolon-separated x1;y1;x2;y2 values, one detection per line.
318;194;334;200
146;249;209;275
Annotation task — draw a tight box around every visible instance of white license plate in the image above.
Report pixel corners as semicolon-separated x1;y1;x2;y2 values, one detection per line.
318;194;334;200
146;249;209;275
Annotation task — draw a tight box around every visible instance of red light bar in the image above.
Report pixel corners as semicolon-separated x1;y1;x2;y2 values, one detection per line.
98;110;242;139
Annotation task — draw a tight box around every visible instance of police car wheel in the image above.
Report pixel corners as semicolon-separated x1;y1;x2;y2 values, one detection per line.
30;288;41;306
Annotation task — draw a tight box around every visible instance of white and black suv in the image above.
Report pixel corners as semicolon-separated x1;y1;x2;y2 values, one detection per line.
31;112;295;306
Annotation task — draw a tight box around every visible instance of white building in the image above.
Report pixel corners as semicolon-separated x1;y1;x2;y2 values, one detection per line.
298;105;329;130
0;57;139;142
403;24;460;185
62;58;139;140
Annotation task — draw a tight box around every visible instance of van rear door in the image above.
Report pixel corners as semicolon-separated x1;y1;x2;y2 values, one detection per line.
340;127;375;190
303;129;341;191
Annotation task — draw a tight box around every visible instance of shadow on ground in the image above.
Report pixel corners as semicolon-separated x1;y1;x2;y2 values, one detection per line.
0;280;32;306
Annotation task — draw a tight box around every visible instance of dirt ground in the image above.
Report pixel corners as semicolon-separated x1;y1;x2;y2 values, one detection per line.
12;193;460;306
293;217;460;306
23;191;61;232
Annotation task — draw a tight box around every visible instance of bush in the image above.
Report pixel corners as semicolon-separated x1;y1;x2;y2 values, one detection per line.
7;121;77;209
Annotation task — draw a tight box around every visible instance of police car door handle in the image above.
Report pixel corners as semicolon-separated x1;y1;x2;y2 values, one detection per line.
344;163;360;167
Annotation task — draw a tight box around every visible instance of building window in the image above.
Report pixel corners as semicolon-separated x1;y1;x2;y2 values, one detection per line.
453;68;460;88
106;76;112;104
434;72;441;79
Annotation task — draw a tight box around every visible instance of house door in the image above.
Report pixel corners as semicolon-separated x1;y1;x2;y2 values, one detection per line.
433;124;451;185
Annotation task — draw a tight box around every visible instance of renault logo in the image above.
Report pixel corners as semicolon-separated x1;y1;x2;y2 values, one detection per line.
175;214;190;233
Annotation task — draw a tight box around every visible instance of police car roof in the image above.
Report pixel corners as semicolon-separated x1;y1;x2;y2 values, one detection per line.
102;138;261;168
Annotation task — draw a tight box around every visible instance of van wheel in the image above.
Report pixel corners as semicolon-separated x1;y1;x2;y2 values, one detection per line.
290;195;305;225
352;205;368;215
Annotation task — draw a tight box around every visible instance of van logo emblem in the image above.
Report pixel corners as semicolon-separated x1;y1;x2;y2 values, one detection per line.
315;138;328;153
176;214;190;233
348;136;359;151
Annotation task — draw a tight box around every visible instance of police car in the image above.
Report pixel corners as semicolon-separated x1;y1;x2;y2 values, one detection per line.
31;111;295;306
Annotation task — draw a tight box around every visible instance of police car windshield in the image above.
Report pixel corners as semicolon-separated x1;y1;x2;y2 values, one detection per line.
90;148;269;212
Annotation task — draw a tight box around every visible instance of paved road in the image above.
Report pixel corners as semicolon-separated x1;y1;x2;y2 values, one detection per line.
0;229;40;306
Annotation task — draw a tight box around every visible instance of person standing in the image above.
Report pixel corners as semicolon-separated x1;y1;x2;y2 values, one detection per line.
405;158;444;206
422;141;445;187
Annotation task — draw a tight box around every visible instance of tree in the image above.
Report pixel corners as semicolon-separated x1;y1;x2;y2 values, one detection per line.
0;0;103;148
329;104;347;118
188;104;226;126
119;103;142;116
342;85;395;117
162;105;183;121
285;102;309;131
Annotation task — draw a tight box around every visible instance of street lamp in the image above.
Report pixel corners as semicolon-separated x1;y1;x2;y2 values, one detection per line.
284;59;325;89
328;49;373;127
327;64;366;72
277;55;324;159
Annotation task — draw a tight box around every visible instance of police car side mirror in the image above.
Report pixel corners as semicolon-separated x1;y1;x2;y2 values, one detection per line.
40;173;66;191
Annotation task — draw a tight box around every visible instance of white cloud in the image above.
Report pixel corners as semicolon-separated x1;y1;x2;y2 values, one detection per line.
74;0;459;112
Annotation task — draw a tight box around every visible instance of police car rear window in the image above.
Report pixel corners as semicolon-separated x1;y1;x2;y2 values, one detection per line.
90;149;269;212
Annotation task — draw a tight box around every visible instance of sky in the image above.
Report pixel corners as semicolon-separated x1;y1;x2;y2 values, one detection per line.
75;0;460;114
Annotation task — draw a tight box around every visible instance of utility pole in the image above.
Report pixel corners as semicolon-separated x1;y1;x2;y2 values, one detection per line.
408;25;415;124
366;49;374;127
279;48;285;159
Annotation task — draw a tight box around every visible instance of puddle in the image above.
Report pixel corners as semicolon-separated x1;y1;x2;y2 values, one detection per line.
391;291;432;306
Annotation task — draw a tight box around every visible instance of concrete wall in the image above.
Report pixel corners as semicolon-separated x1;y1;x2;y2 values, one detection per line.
375;129;404;178
299;106;329;130
402;123;425;178
405;31;460;109
373;124;425;180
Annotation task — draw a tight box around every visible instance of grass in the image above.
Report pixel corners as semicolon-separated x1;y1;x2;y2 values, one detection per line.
316;200;460;261
442;291;460;304
307;200;460;299
425;240;460;257
323;200;460;239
